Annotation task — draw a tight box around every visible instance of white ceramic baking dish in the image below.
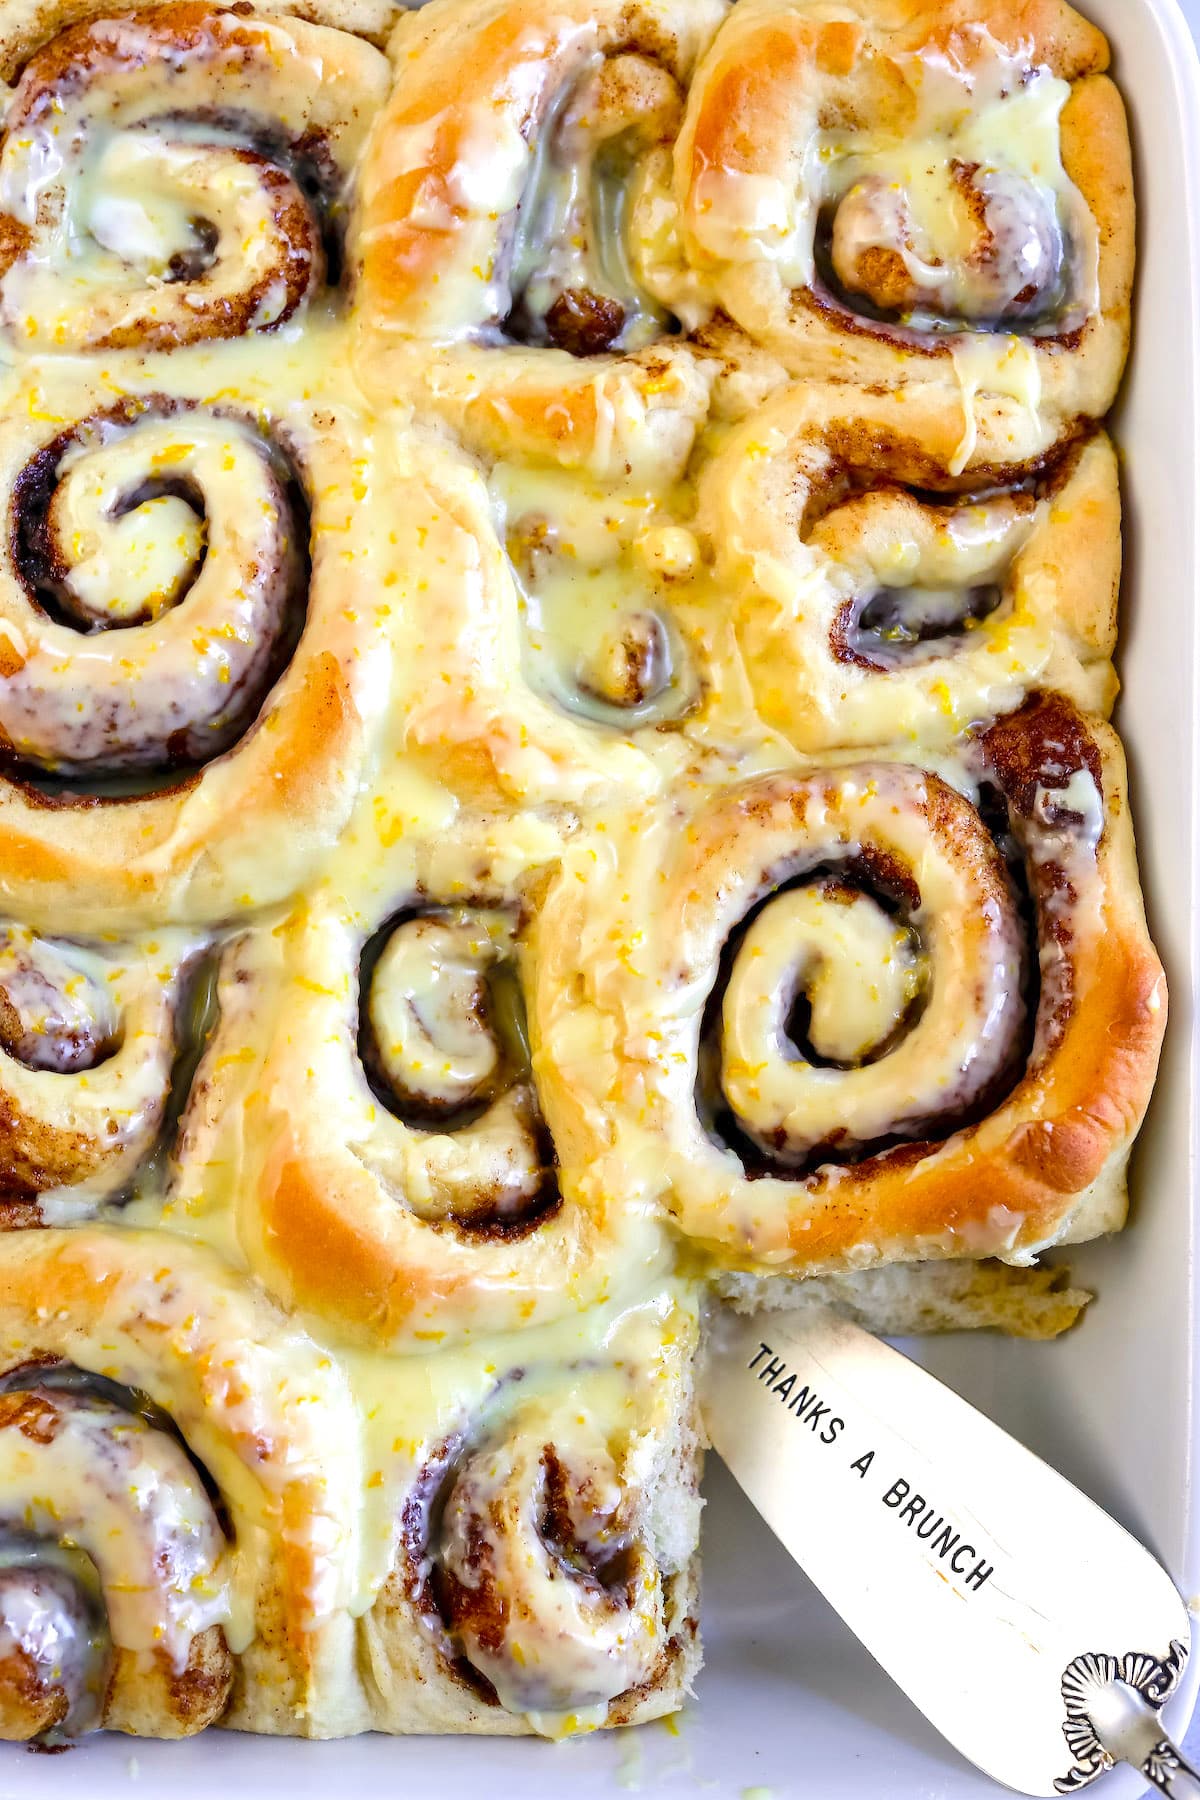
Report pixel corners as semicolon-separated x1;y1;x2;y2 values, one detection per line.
1;0;1196;1793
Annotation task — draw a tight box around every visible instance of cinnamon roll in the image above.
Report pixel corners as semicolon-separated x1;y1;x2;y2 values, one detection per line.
0;1378;232;1740
352;0;725;476
172;890;670;1349
0;375;413;933
391;433;736;809
361;1284;700;1734
0;923;197;1222
697;384;1119;750
0;2;389;351
0;0;1161;1752
655;0;1131;455
531;693;1165;1275
0;1226;367;1737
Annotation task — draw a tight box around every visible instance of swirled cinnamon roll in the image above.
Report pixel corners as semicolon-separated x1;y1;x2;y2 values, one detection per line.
0;0;1159;1751
0;1227;368;1736
0;2;389;351
438;1407;667;1715
361;1286;700;1735
0;923;198;1222
0;1375;232;1740
172;889;669;1349
531;693;1165;1276
652;0;1131;457
352;0;725;476
0;375;414;932
697;384;1119;750
390;433;742;810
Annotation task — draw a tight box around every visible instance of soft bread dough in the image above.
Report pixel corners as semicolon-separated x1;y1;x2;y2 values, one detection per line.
0;0;1159;1749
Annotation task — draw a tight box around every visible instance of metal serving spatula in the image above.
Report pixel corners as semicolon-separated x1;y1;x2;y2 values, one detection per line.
704;1306;1199;1797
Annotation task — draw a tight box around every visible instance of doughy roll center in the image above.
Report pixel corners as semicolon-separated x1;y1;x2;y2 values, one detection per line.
368;917;504;1115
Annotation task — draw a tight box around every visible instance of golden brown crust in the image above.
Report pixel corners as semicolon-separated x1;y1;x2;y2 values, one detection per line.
0;0;397;78
0;0;1159;1752
352;0;725;474
177;894;668;1351
531;694;1165;1275
697;382;1121;749
688;0;1110;174
672;0;1131;443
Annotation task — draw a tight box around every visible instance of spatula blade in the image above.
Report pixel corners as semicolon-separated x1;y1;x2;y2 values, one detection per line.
704;1306;1191;1796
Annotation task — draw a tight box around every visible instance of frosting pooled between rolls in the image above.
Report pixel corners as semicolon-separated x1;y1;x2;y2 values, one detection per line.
0;0;1160;1754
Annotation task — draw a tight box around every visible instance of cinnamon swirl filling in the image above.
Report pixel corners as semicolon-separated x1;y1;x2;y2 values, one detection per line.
831;161;1065;327
0;5;389;350
817;478;1039;677
503;477;701;733
394;1376;693;1727
503;53;683;355
2;399;308;782
0;923;192;1214
831;579;1005;670
695;766;1028;1175
0;1368;232;1741
358;909;553;1229
435;1410;664;1715
0;929;118;1076
366;917;505;1119
823;158;1069;332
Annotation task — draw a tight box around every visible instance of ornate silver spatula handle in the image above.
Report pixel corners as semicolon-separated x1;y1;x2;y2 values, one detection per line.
1058;1642;1200;1795
1139;1737;1200;1799
704;1306;1197;1797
